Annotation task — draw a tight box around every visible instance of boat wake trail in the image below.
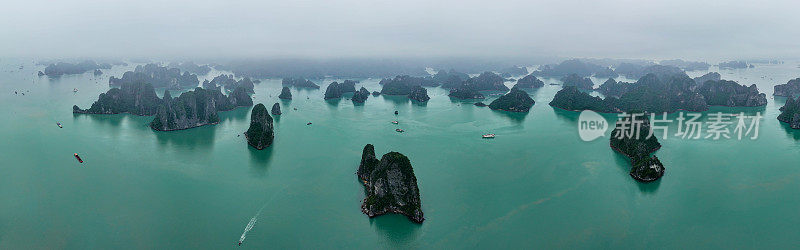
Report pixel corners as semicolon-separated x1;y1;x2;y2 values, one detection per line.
239;214;258;244
238;187;286;246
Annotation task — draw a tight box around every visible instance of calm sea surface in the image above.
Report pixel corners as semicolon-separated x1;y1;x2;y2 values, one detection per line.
1;59;800;249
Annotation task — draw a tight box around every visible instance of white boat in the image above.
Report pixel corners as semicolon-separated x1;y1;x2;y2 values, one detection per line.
391;121;398;124
482;134;496;138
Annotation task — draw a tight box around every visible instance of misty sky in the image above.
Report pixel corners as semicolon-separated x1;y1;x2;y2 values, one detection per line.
2;0;798;61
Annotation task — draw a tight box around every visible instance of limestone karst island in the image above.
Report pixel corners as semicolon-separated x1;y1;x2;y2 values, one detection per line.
4;0;800;248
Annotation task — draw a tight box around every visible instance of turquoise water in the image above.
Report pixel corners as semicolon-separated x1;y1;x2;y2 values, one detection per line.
2;59;800;249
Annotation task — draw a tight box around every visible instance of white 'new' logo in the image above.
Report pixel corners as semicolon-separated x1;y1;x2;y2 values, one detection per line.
578;110;607;141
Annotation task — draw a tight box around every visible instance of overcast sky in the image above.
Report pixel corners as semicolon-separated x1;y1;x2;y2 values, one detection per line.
2;0;798;61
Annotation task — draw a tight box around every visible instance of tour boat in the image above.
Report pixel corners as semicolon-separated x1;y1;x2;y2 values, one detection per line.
391;121;398;124
482;133;496;138
57;122;62;128
396;128;404;133
74;153;83;163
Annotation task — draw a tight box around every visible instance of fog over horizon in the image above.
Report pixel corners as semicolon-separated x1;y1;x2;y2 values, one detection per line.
3;0;799;62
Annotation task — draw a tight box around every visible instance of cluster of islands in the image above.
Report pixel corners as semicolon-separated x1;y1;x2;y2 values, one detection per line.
54;57;800;223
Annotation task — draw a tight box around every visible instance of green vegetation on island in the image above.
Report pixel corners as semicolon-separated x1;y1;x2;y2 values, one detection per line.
778;97;800;129
596;78;634;98
324;81;357;99
609;114;665;182
696;80;767;107
207;74;255;94
774;78;800;98
514;74;544;89
549;67;729;114
357;144;424;223
408;85;430;102
692;72;721;86
448;83;485;100
72;81;162;115
560;74;594;90
245;103;275;150
352;87;370;103
380;75;433;94
271;103;281;115
488;88;535;112
464;72;508;91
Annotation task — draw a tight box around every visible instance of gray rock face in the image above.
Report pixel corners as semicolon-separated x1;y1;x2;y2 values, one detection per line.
697;80;767;107
380;75;426;95
341;80;358;93
465;72;508;91
271;103;281;115
150;88;221;131
774;78;800;98
596;78;634;98
560;73;594;90
514;74;544;89
359;150;424;223
357;144;380;182
278;87;292;99
693;72;721;86
779;97;800;129
407;85;430;102
209;74;255;94
448;83;485;100
202;80;218;90
324;81;354;99
73;82;162;116
352;87;370;103
245;103;275;150
219;86;254;110
109;63;199;89
282;77;320;89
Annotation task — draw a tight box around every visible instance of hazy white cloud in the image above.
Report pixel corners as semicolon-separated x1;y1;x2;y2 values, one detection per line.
1;0;798;61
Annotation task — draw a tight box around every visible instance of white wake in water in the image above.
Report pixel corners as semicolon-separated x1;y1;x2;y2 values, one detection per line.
238;188;285;245
239;213;259;243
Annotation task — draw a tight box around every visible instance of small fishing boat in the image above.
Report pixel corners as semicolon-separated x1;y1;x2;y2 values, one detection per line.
307;122;312;125
396;128;404;133
57;122;62;128
391;121;398;124
73;88;78;92
74;153;83;163
394;111;399;115
482;134;496;139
